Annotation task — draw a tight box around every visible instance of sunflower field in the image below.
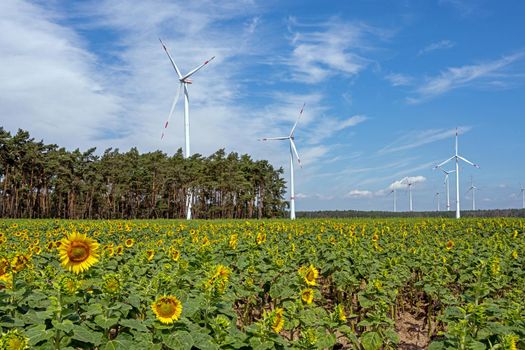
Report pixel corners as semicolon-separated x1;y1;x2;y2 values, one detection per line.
0;218;524;350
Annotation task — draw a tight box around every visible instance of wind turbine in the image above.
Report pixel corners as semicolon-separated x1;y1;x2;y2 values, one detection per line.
435;192;440;212
466;177;478;210
159;38;215;220
387;189;397;212
434;128;479;219
520;185;525;209
439;169;456;211
259;104;305;220
401;177;415;212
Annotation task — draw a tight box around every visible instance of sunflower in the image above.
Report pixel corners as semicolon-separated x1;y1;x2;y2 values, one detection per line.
151;295;183;324
0;328;29;350
229;234;238;249
335;304;346;322
59;275;81;295
102;273;122;295
303;265;319;286
445;240;454;250
58;232;99;274
146;249;155;261
271;308;284;333
124;238;134;248
0;258;9;277
11;255;30;272
301;288;314;304
256;232;266;245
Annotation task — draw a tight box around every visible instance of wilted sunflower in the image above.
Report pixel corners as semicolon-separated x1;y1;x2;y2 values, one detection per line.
445;240;454;250
0;328;29;350
151;295;183;324
301;288;314;304
58;232;99;274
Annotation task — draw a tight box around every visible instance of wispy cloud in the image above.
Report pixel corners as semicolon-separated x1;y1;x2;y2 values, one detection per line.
378;127;471;154
418;40;455;56
385;73;413;86
284;18;387;83
408;53;523;103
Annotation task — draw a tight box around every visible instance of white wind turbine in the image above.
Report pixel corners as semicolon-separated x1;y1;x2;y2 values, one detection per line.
259;104;305;220
466;177;478;210
387;189;397;212
434;128;479;219
401;177;415;212
520;184;525;209
435;192;441;212
438;169;456;211
159;38;215;220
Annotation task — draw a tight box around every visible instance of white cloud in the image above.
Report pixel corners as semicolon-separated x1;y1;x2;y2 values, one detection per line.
408;53;523;103
385;73;413;86
284;18;386;83
418;40;455;56
346;189;374;198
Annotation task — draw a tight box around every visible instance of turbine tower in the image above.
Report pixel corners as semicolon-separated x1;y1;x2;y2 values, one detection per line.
520;185;525;209
439;169;455;211
401;177;415;212
388;189;397;212
159;39;215;220
434;128;479;219
466;177;478;210
259;104;305;220
435;192;440;212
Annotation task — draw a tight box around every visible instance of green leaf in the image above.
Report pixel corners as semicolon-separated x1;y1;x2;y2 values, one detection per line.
120;318;149;333
71;325;104;346
103;339;136;350
26;324;54;346
360;331;383;350
94;315;119;329
162;330;194;350
428;341;445;350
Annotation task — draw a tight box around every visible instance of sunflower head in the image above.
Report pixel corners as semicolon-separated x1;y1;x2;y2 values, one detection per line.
256;232;266;245
58;232;99;274
335;304;346;322
58;275;81;295
271;308;284;333
146;250;155;261
445;240;454;250
0;328;29;350
302;265;319;286
301;288;314;304
102;273;122;295
124;238;134;248
0;258;10;277
151;295;183;324
229;234;238;250
11;255;30;273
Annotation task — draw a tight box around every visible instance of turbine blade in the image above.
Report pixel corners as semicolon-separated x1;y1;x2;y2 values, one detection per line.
161;83;182;139
258;136;289;141
181;56;215;80
435;156;455;169
290;139;301;167
290;103;305;137
458;155;479;168
159;38;183;79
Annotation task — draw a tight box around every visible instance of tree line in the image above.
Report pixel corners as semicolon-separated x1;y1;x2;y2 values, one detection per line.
0;128;287;219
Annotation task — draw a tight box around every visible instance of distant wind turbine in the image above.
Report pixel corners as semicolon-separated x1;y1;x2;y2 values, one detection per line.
259;104;305;220
434;128;479;219
438;169;456;211
387;189;397;212
466;177;478;210
435;192;440;212
520;185;525;209
401;177;415;212
159;38;215;220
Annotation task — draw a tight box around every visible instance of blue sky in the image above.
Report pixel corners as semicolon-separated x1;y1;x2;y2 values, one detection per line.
1;0;525;211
